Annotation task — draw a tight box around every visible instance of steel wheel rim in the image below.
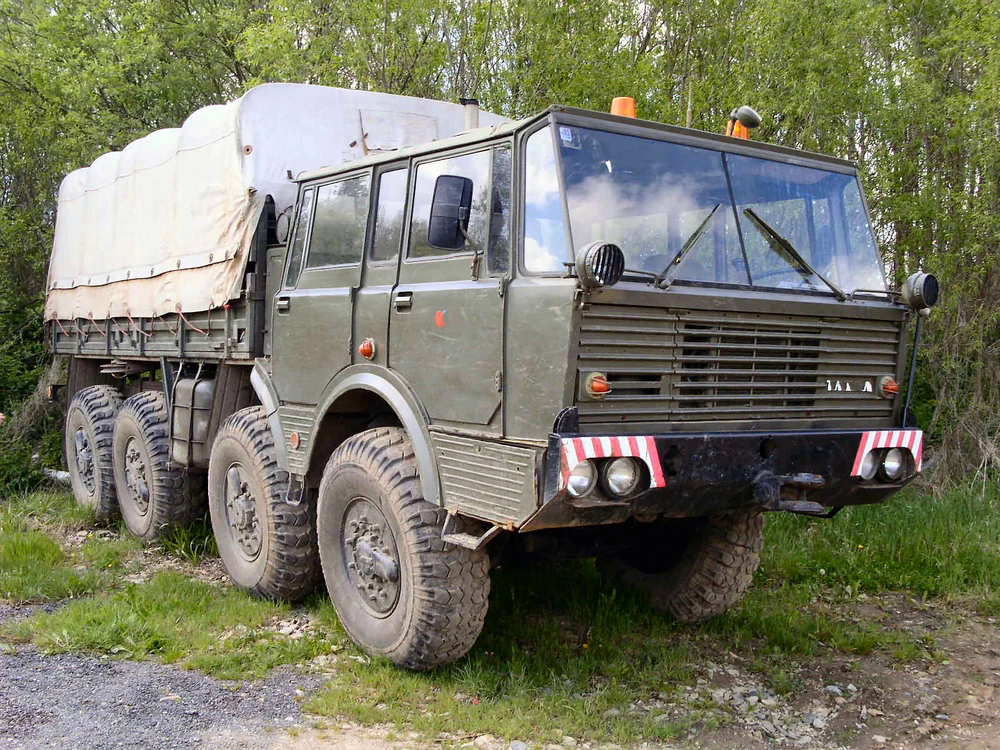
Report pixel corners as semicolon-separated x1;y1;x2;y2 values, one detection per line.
123;436;150;515
73;427;97;495
341;497;401;618
224;462;263;562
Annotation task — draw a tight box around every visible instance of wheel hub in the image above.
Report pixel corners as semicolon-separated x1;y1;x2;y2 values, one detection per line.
225;465;262;560
123;437;150;514
73;428;96;494
342;499;401;617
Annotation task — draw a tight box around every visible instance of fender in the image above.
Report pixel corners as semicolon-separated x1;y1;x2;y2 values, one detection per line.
250;359;288;469
305;365;441;507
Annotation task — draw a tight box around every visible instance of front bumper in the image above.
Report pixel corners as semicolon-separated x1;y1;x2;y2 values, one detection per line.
524;428;923;532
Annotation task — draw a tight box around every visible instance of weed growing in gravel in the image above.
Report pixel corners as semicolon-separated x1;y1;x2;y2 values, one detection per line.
6;571;344;679
157;518;218;565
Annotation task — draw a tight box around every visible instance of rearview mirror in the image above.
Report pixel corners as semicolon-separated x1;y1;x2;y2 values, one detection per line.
428;175;473;250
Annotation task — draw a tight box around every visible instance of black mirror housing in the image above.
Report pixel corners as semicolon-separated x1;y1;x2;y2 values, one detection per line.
428;175;474;250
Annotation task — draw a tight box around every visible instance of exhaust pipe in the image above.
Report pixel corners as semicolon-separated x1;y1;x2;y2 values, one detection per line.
460;97;480;130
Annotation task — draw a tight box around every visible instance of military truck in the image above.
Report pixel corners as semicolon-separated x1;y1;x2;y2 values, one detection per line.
46;84;938;670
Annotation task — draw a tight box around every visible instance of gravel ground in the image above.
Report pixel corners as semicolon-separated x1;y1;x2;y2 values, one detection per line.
0;647;322;749
3;598;1000;749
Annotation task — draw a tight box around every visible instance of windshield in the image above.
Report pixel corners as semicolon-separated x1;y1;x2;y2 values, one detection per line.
522;125;885;295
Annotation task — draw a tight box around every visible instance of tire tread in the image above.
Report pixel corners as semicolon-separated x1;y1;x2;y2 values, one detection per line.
322;427;490;670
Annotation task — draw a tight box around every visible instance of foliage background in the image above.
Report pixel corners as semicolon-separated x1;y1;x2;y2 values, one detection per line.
0;0;997;482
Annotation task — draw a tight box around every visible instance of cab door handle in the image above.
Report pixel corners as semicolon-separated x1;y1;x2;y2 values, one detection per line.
394;292;413;312
276;296;291;313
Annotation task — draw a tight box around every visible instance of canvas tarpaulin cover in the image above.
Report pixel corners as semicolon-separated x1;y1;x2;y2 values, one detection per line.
45;83;506;321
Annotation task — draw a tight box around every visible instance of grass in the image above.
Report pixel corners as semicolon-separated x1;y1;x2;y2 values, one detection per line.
0;490;136;602
2;483;998;743
6;571;342;678
761;484;1000;599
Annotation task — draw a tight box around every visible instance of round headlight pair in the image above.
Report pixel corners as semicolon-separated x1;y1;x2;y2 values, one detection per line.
566;457;644;498
859;447;906;482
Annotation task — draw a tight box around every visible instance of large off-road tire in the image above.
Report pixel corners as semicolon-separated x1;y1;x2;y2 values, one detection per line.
112;391;206;541
599;512;765;622
317;427;490;671
65;385;123;521
208;406;320;601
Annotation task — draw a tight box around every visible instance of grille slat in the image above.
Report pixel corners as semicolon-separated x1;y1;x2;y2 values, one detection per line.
577;303;902;430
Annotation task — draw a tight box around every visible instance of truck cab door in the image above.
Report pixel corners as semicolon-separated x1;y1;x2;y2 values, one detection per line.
389;145;511;428
271;171;372;405
352;164;409;371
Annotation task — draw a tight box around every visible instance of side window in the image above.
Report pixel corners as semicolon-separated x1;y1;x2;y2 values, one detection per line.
284;187;314;288
523;129;570;273
488;146;512;275
371;169;407;263
409;150;491;259
305;174;371;269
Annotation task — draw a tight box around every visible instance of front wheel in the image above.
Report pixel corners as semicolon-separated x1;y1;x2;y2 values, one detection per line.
317;427;490;670
599;512;765;622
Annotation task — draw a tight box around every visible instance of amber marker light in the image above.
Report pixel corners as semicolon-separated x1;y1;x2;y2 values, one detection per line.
586;372;612;399
610;97;637;118
878;375;899;398
359;338;376;360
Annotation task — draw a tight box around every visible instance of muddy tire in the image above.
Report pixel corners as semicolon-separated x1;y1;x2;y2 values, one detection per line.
65;385;123;521
112;391;206;541
599;512;765;622
208;406;320;601
317;427;490;670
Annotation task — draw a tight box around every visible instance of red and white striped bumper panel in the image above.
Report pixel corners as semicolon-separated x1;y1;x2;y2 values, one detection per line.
559;436;667;490
851;429;924;476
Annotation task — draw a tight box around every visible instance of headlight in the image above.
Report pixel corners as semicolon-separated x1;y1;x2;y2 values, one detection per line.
881;448;905;480
859;450;879;480
602;457;642;497
567;460;597;497
901;272;939;310
575;241;625;289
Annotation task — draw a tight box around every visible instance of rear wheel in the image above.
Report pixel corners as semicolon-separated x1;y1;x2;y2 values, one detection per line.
317;427;490;670
207;406;320;601
599;512;765;622
112;391;206;541
65;385;123;521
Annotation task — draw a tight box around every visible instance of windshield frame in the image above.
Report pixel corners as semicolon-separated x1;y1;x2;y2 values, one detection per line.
519;110;887;296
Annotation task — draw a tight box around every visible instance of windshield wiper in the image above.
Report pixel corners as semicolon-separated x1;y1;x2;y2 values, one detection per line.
656;203;721;289
741;207;846;301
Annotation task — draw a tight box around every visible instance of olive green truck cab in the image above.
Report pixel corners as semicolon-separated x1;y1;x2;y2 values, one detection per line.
46;84;938;670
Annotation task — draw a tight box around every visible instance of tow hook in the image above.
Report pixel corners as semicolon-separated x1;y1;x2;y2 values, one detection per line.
753;471;838;517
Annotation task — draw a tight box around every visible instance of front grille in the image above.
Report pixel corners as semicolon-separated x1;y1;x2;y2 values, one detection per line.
576;302;902;431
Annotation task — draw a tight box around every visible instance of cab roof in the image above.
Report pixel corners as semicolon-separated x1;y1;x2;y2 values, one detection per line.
293;105;858;183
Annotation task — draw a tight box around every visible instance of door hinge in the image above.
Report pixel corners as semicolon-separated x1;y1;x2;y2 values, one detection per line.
494;370;503;392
